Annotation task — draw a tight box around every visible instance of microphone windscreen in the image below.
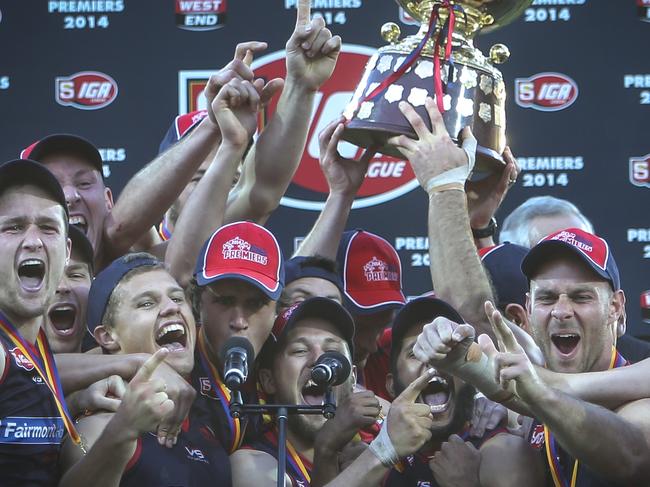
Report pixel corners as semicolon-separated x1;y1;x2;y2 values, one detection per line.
221;336;255;366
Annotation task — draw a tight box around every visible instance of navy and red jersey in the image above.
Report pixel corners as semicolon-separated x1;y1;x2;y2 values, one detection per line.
383;424;508;487
242;427;313;487
360;328;392;401
120;414;231;487
0;330;64;486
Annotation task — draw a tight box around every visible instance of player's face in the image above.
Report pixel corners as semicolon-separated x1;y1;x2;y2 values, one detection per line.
280;277;342;310
110;269;196;376
353;309;395;368
200;279;276;363
41;153;112;258
0;185;69;323
528;214;588;247
44;251;92;353
391;323;472;437
528;256;620;374
265;318;353;442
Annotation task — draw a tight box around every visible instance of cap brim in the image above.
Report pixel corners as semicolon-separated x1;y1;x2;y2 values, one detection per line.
344;288;406;315
196;270;282;301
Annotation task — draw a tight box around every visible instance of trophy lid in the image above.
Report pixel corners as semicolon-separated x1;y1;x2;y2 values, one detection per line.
397;0;532;36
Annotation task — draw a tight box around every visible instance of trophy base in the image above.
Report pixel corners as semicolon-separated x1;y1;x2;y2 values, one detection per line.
342;122;504;179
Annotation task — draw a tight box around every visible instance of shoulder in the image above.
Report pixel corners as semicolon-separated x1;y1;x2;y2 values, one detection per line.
479;433;545;487
230;448;284;487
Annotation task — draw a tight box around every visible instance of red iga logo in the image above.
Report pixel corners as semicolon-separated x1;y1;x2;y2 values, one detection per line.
630;153;650;188
515;72;578;112
641;290;650;310
175;0;227;31
9;347;34;371
55;71;118;110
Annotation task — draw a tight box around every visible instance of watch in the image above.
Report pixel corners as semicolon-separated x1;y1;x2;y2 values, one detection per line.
472;217;497;239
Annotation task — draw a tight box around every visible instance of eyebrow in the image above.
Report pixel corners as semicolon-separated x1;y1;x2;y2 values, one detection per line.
0;215;64;227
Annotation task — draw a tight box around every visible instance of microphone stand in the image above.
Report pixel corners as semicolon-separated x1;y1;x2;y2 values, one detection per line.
230;388;337;487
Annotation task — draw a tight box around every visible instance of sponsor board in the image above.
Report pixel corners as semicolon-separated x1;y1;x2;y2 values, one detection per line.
47;0;124;29
0;76;9;90
524;0;586;23
175;0;227;31
178;45;419;211
626;227;650;259
515;72;578;111
284;0;363;26
55;71;118;110
517;155;584;188
630;154;650;188
623;74;650;105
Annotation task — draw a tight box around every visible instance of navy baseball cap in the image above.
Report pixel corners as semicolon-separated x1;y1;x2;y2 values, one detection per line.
390;297;463;360
21;134;103;175
69;225;95;274
158;110;208;154
479;243;529;310
267;297;355;358
87;254;160;334
285;256;342;290
522;228;621;291
0;158;69;218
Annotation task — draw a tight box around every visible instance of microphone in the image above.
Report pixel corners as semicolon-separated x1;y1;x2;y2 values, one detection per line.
221;336;255;391
311;351;351;387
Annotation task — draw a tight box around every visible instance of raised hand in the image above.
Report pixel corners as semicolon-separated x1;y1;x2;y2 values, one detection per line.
413;316;477;367
318;116;374;197
469;393;507;438
111;349;176;443
286;0;342;91
213;78;262;147
429;434;481;487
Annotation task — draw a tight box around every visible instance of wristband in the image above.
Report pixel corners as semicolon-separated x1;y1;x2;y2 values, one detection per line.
424;134;477;193
369;418;400;468
427;181;465;195
472;217;497;239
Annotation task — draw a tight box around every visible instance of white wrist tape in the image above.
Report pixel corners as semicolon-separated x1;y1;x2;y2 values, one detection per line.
369;419;400;468
425;133;477;193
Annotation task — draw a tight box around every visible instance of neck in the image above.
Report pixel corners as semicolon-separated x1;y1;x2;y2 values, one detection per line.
592;345;616;372
3;309;41;344
200;328;223;372
286;428;314;463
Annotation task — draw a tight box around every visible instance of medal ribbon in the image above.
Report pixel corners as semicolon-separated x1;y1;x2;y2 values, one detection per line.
197;330;242;453
354;0;460;115
544;347;626;487
0;312;84;452
266;429;311;485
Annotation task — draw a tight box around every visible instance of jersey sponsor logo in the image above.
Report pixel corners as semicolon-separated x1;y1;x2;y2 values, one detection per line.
185;446;209;462
416;482;432;487
363;257;398;282
175;0;227;31
55;71;118;110
630;153;650;188
0;417;65;444
9;347;34;372
529;423;545;449
222;237;268;265
515;72;578;111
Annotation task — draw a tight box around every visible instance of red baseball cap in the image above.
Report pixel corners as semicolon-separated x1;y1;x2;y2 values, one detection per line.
158;110;208;154
522;228;620;291
194;221;284;300
337;229;406;314
21;134;104;176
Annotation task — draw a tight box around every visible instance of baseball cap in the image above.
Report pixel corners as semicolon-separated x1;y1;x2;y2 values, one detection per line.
194;221;284;300
284;256;342;290
390;297;463;360
337;229;406;314
86;253;160;334
521;228;620;291
69;224;95;274
0;158;68;218
21;134;104;175
479;243;529;310
158;110;208;154
267;297;355;358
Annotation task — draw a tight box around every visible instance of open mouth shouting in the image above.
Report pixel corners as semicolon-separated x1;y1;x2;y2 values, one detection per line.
155;320;188;352
300;378;328;406
418;374;453;414
69;214;88;235
48;302;78;337
17;258;46;292
551;333;581;358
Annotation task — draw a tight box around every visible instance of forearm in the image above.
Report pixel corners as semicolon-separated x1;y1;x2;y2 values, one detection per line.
225;81;315;223
529;387;650;482
56;353;146;394
294;191;355;259
166;142;245;287
106;120;221;255
310;445;340;487
59;417;137;487
427;189;495;337
323;449;386;487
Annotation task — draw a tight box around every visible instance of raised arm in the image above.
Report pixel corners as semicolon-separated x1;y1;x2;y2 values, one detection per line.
166;78;261;288
224;0;341;224
294;118;372;259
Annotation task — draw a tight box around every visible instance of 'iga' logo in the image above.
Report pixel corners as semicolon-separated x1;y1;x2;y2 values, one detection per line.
251;44;417;211
55;71;118;110
515;72;578;112
629;153;650;188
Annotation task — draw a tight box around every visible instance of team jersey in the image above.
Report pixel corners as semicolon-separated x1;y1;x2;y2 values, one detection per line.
0;330;63;486
383;424;508;487
120;415;231;487
242;427;313;487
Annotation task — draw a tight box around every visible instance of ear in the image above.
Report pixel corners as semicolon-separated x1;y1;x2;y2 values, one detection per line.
610;290;625;326
104;187;114;211
93;325;121;353
65;236;72;265
505;304;528;328
385;372;395;399
258;367;276;395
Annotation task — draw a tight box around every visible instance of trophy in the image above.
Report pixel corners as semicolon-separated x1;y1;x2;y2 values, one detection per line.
342;0;532;175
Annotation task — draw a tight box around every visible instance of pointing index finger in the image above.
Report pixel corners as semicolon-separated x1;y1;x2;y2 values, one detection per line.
394;368;436;404
296;0;311;27
133;348;168;384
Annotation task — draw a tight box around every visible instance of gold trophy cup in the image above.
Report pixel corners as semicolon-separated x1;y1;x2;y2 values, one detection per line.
342;0;532;175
